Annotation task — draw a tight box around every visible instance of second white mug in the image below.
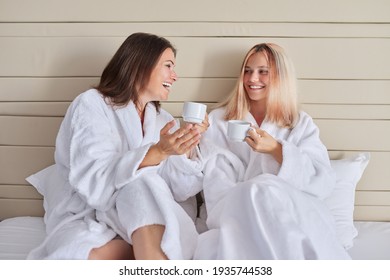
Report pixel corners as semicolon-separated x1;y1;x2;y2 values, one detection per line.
182;102;207;124
227;120;251;142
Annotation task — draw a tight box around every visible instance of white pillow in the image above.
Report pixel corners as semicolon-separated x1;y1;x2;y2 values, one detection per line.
325;152;370;250
26;164;67;214
25;164;57;196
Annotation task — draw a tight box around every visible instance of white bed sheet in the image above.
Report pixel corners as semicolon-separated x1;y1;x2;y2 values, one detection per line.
0;217;45;260
347;221;390;260
0;217;389;260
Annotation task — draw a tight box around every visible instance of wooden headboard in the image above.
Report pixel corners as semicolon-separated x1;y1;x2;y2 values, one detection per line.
1;0;389;221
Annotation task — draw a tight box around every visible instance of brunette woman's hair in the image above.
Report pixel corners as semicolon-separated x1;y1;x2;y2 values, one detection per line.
95;32;176;110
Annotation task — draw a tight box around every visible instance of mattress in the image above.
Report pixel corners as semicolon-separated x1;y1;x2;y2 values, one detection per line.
347;221;390;260
0;217;389;260
0;217;45;260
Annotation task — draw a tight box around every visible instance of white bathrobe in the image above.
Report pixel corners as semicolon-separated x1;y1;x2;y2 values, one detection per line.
26;89;203;260
193;107;351;259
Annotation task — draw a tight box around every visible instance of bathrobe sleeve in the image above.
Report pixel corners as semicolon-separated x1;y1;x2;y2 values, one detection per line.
159;148;204;202
63;95;157;211
277;112;336;199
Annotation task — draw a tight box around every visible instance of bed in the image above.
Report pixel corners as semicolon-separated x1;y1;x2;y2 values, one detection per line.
0;151;390;260
1;217;390;260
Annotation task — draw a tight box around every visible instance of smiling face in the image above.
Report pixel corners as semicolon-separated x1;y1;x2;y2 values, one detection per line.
243;51;270;106
140;48;177;104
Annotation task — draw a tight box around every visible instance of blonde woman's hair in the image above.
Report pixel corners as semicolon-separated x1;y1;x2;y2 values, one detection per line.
219;43;299;128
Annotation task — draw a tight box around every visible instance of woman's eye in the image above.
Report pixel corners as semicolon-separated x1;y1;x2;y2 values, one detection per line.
259;70;269;75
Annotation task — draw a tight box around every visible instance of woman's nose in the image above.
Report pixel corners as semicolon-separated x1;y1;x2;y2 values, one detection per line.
250;73;259;82
172;70;178;81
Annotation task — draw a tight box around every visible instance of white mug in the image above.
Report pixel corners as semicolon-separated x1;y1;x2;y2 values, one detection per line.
182;102;207;124
227;120;251;142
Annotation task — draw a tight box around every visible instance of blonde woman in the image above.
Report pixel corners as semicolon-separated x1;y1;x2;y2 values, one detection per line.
195;43;350;259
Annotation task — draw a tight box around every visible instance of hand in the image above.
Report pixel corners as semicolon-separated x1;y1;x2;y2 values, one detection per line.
193;113;210;134
245;127;283;164
156;120;201;156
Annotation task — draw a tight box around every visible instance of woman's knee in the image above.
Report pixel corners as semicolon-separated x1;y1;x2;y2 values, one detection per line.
88;239;134;260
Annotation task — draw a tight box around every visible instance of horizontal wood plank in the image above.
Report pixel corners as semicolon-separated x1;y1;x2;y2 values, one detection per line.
1;37;390;79
175;37;390;79
0;146;55;185
0;185;42;199
354;206;390;222
316;120;390;151
301;104;390;120
0;77;96;102
2;78;390;105
0;199;44;220
1;22;390;38
0;102;71;117
0;116;62;146
355;191;390;206
298;80;390;105
0;0;389;23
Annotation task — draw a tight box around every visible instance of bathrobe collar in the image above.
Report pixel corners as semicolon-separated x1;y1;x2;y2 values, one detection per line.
115;101;157;149
245;112;274;135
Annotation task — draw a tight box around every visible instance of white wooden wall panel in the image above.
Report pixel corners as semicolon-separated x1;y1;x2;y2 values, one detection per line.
0;0;389;221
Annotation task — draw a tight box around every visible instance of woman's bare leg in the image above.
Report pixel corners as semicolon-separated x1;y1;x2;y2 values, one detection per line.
88;239;134;260
131;224;168;260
